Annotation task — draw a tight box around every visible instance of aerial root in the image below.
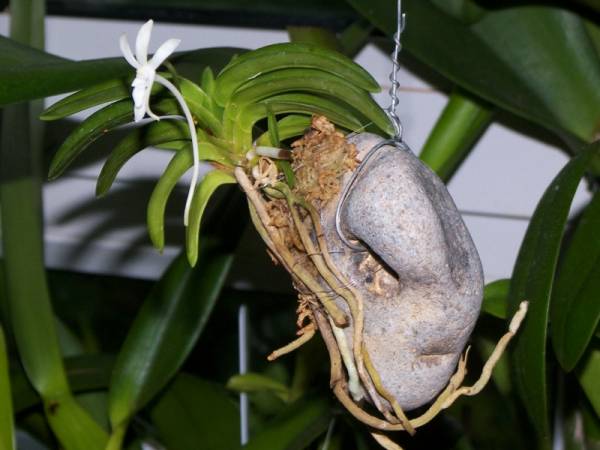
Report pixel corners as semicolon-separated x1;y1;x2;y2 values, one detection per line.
267;323;316;361
371;431;404;450
440;300;529;408
363;345;415;435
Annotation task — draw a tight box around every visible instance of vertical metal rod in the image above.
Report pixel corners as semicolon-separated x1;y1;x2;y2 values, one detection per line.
238;305;249;445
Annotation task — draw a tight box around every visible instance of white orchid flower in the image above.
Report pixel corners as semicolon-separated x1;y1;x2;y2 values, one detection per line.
120;20;201;227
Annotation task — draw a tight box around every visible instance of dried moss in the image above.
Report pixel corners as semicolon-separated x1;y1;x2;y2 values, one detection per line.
292;116;358;208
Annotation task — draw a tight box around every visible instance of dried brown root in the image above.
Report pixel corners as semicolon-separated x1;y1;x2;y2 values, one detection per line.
236;166;348;328
371;432;404;450
440;300;529;408
268;322;316;361
266;182;393;419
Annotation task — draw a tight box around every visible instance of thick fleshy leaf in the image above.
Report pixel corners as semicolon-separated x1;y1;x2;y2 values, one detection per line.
108;247;233;429
287;27;342;52
346;1;600;143
507;143;599;447
1;40;68;408
0;326;15;450
44;395;108;450
430;0;485;23
12;354;114;413
214;42;379;105
147;143;233;251
581;394;600;444
47;98;178;180
244;397;331;450
1;61;107;450
419;90;493;182
0;35;130;107
482;279;510;320
227;372;291;402
150;374;240;450
256;115;312;146
576;346;600;418
179;77;224;136
41;78;132;121
226;93;365;152
186;170;236;266
96;120;190;196
228;68;392;137
40;77;168;121
551;191;600;371
0;38;242;107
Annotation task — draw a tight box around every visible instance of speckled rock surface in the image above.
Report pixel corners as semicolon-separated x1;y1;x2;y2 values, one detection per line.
320;133;484;411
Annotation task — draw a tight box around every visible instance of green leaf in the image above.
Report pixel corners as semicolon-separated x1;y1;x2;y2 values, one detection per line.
96;120;190;196
581;395;600;444
1;102;69;399
347;1;600;143
576;345;600;418
229;68;392;136
150;374;241;450
0;326;15;450
13;354;114;414
41;78;131;121
507;142;599;447
482;279;510;320
186;170;236;266
267;106;280;147
45;395;108;450
0;35;130;107
244;397;331;450
108;247;233;429
287;27;342;52
214;42;379;105
39;77;166;121
227;93;365;152
0;39;241;108
179;77;224;136
419;90;493;182
227;373;291;402
1;39;108;450
551;191;600;371
429;0;485;24
338;20;374;57
48;98;178;180
256;115;312;146
147;144;233;251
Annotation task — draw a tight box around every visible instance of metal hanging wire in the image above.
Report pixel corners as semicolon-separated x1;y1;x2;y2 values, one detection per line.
335;0;407;250
387;0;407;140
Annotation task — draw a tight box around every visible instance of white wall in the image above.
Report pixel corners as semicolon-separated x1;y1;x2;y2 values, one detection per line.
0;14;590;285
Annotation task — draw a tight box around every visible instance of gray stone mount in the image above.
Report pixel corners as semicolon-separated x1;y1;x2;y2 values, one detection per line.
320;133;484;411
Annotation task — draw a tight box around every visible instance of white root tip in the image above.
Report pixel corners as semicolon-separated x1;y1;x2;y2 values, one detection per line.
509;301;529;333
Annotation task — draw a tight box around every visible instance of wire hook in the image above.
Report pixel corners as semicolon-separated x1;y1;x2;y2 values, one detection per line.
335;0;408;250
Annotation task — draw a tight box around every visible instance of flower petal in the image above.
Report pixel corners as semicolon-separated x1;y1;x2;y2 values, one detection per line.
135;19;153;64
149;38;181;69
119;34;139;68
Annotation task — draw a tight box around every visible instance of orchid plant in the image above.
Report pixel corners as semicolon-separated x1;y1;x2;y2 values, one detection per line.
39;19;531;450
43;20;391;265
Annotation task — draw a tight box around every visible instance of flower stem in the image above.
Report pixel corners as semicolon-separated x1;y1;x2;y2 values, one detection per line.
154;74;199;226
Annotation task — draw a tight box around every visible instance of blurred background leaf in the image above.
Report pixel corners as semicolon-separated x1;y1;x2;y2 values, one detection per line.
347;0;600;149
508;143;598;447
150;374;241;450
